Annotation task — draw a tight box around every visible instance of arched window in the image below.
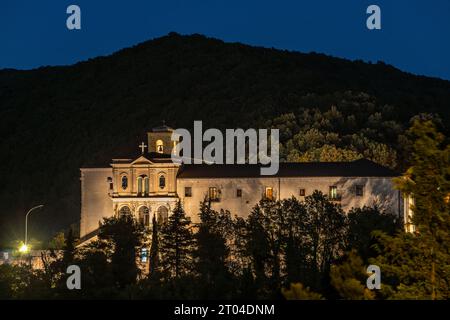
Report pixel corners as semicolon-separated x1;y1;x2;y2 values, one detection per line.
119;206;131;217
121;175;128;190
156;140;164;153
159;174;166;189
137;175;148;195
144;176;149;194
157;206;169;224
137;176;143;194
138;206;150;226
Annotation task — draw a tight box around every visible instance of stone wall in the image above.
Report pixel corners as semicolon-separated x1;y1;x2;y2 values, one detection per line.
177;176;402;223
80;168;114;238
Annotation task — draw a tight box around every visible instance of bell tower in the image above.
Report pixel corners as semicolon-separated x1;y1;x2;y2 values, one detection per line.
147;122;175;155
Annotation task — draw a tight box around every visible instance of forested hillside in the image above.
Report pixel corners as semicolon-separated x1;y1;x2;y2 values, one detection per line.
1;32;449;247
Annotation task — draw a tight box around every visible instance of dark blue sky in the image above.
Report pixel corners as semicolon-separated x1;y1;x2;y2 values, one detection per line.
1;0;449;80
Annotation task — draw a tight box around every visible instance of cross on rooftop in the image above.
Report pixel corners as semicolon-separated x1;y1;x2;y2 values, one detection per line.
139;142;147;154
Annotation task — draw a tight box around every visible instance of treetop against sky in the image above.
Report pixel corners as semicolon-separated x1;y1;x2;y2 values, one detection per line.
1;1;449;80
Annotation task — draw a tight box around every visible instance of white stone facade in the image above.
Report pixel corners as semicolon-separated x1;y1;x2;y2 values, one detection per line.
79;126;404;241
178;176;402;223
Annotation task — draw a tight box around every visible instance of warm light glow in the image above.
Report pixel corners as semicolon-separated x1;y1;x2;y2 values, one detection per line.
19;243;29;253
445;193;450;204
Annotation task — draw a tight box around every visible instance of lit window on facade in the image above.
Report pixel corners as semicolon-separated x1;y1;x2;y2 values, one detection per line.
137;176;149;195
329;186;338;200
137;176;143;194
157;206;169;224
265;187;274;200
139;206;150;226
141;248;148;263
144;177;149;194
119;206;131;217
209;187;219;201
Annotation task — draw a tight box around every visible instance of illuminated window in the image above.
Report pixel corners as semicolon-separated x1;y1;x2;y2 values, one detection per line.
138;175;148;195
137;176;143;194
209;187;219;201
144;177;149;194
329;186;338;200
159;175;166;189
119;206;131;217
157;206;169;224
299;188;306;197
265;187;274;200
355;185;364;197
141;248;148;263
185;187;192;197
156;140;164;153
139;206;150;226
121;175;128;190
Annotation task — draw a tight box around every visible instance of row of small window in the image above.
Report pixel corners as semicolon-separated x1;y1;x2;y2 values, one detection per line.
184;186;231;200
183;185;364;200
116;175;166;191
118;205;169;226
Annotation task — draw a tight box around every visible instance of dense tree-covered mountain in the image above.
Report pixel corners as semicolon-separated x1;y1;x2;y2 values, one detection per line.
1;32;449;247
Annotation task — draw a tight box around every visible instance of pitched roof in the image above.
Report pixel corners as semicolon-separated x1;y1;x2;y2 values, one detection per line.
152;125;173;132
176;159;398;178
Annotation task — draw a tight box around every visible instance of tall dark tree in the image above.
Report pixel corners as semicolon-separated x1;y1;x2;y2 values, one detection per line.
282;197;309;285
98;212;145;289
245;198;284;297
62;228;77;266
194;200;233;298
76;240;116;298
302;191;348;292
373;119;450;299
347;205;400;261
160;201;194;278
55;228;79;297
149;214;160;276
330;250;375;300
328;206;400;300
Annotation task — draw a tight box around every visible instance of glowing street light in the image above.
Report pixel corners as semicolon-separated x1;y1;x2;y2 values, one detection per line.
19;243;29;253
19;204;44;253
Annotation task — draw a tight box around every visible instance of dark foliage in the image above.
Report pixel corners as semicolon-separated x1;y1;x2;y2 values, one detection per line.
159;201;194;278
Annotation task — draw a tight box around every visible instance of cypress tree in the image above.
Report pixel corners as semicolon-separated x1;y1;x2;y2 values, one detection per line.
149;214;159;276
159;201;194;278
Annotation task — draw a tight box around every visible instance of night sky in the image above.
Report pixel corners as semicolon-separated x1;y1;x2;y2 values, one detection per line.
1;0;449;79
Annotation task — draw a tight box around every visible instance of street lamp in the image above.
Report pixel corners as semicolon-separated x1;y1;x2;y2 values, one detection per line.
19;204;44;253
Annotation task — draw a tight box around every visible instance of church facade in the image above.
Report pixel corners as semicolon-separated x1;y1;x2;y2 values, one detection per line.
79;125;404;242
